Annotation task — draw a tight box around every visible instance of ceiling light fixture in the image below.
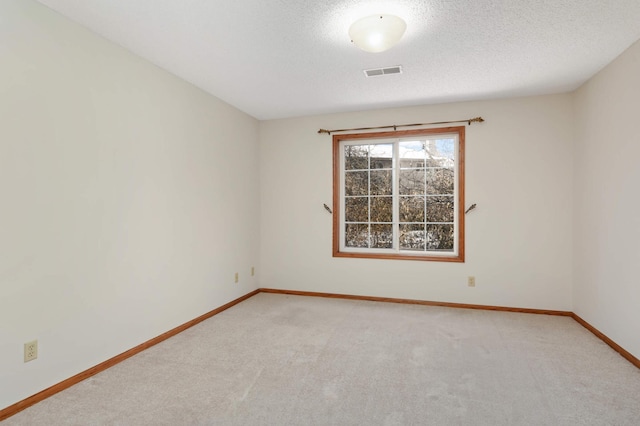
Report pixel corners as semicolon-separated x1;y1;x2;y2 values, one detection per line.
349;14;407;53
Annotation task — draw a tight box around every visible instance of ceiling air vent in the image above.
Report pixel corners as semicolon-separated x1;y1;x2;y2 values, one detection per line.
363;65;403;77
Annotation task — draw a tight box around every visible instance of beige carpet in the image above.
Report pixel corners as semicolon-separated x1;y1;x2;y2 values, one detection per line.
4;293;640;425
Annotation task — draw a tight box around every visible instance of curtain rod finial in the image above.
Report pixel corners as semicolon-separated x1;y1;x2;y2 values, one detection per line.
318;129;331;134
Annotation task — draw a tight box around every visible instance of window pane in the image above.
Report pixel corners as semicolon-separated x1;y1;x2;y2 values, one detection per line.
400;224;425;250
399;140;426;169
399;196;425;222
425;139;455;168
371;224;392;248
345;145;368;170
345;224;369;248
426;224;454;251
370;144;393;169
426;168;454;194
426;196;454;222
345;171;369;196
370;170;392;195
371;196;392;222
345;197;368;222
399;169;425;195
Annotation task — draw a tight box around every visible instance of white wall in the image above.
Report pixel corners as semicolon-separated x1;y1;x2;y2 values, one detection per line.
573;39;640;359
0;0;259;409
260;95;574;311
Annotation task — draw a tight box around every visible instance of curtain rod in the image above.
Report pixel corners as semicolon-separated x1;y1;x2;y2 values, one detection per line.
317;117;484;135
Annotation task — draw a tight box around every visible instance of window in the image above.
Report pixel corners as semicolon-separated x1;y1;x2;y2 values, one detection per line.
333;127;465;262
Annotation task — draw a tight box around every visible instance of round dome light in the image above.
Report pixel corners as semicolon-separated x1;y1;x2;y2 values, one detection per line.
349;14;407;53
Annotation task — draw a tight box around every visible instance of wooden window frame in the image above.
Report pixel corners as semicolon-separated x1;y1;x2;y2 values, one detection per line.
332;127;465;262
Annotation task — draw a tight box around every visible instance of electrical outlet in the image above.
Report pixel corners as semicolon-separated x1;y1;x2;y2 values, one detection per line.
468;276;476;287
24;340;38;363
235;272;239;283
251;267;255;277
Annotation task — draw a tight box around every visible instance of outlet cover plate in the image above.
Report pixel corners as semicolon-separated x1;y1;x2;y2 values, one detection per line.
24;340;38;362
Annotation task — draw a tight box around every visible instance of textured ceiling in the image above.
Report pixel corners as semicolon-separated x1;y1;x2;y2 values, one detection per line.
37;0;640;120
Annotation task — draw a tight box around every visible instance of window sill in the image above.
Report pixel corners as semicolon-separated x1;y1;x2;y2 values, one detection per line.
332;250;464;262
